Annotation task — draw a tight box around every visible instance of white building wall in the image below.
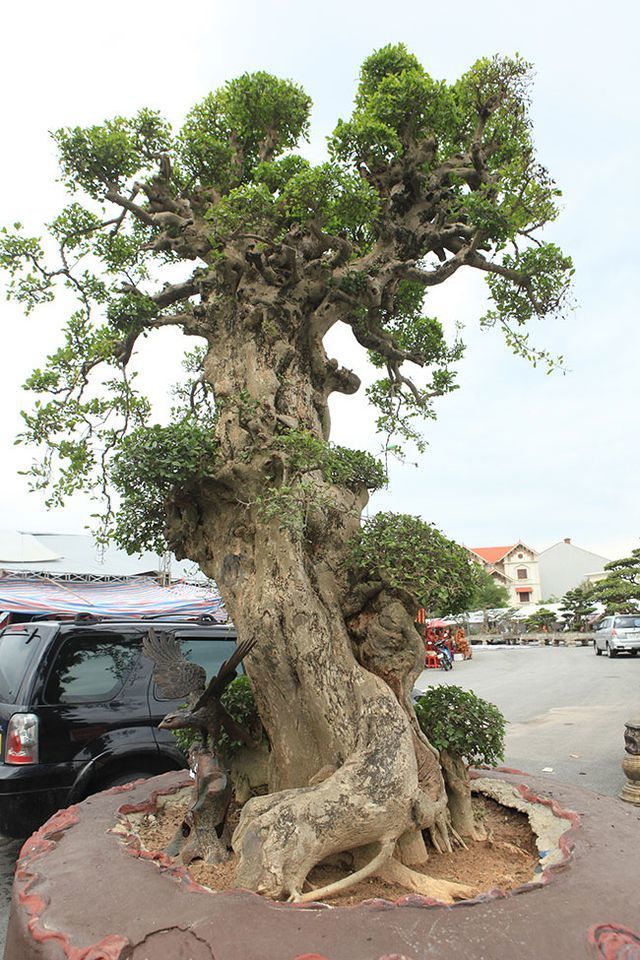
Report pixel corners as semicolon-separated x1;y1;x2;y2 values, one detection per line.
502;545;542;606
538;540;610;599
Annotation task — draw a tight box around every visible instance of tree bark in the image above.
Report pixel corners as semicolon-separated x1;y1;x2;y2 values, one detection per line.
439;750;485;841
181;503;449;898
163;294;453;899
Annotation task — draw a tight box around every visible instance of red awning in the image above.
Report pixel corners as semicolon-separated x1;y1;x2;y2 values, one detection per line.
515;586;532;593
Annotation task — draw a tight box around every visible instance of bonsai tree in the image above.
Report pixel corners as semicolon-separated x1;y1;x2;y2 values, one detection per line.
0;45;571;900
415;686;505;840
590;548;640;615
560;585;597;630
524;607;558;632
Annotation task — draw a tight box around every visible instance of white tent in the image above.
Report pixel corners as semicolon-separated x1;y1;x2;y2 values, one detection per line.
0;531;61;563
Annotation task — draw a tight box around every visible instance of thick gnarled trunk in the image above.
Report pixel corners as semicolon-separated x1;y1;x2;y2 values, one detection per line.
175;494;453;898
165;300;454;899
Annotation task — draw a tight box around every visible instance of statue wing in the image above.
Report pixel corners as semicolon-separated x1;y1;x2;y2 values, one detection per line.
192;636;257;711
142;627;206;702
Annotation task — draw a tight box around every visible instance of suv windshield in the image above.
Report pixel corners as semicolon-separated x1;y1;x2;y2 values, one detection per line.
0;626;44;703
614;616;640;629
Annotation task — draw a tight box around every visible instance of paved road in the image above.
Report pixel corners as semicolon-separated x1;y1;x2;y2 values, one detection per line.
416;643;640;796
0;836;21;949
0;644;637;952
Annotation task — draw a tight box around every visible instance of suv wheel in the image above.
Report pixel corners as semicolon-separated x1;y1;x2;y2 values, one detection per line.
607;644;618;659
594;641;602;656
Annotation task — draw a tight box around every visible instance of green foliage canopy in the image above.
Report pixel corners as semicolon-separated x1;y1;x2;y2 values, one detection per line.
0;45;573;551
347;512;477;614
523;606;558;632
468;566;510;610
560;585;597;630
590;548;640;615
415;685;505;767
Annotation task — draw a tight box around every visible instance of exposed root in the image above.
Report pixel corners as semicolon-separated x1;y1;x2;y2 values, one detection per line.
289;839;395;903
377;858;476;903
233;691;427;900
428;812;454;854
449;825;469;850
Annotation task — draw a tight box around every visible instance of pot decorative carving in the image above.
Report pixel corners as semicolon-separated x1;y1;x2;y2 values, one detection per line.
621;719;640;805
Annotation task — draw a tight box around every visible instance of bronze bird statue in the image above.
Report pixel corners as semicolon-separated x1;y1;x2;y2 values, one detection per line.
142;627;258;749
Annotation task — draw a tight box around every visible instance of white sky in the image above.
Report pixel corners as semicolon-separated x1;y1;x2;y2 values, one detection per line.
0;0;638;561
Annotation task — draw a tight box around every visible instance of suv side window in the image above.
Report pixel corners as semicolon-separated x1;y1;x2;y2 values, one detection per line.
44;632;141;704
599;618;612;631
154;633;239;702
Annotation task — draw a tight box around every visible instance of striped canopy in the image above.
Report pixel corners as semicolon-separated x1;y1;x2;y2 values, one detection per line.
0;577;226;619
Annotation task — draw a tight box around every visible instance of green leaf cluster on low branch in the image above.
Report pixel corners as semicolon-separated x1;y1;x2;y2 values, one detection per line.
347;512;477;615
110;417;218;553
274;430;387;491
415;685;505;767
253;431;388;540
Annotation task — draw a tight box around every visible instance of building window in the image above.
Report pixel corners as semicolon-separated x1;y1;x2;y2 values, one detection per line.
518;592;531;603
517;568;528;579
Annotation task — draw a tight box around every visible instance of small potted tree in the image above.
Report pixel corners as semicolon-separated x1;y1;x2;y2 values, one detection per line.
415;686;505;841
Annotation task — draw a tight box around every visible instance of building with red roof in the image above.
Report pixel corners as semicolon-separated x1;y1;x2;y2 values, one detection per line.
468;540;542;606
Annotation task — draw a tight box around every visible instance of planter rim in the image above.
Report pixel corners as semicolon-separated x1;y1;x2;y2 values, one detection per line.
5;769;640;960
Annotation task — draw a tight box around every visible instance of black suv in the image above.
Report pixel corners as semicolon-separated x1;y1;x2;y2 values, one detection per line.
0;618;238;837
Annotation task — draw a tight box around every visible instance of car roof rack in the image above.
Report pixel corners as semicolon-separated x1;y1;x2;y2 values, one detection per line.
138;613;231;624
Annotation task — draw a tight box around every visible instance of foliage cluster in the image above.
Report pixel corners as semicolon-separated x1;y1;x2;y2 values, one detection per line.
347;512;477;615
415;685;505;767
110;417;218;553
559;585;597;630
0;43;573;556
274;430;387;491
254;432;388;540
523;607;558;632
589;548;640;615
467;567;510;611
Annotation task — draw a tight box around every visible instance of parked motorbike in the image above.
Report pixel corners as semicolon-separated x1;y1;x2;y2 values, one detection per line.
434;639;453;671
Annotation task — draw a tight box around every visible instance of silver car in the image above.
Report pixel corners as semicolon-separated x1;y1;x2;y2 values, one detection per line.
594;615;640;657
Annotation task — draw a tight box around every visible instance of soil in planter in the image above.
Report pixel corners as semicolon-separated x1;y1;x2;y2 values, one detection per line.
134;794;540;906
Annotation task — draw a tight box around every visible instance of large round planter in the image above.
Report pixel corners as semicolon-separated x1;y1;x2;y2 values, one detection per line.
5;769;640;960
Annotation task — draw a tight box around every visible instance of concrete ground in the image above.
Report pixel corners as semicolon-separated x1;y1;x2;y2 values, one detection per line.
415;643;640;796
0;838;20;950
0;644;638;952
